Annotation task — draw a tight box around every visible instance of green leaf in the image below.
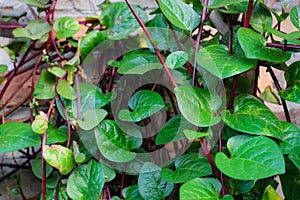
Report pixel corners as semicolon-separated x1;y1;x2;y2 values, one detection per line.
166;51;188;69
33;70;55;99
43;145;76;175
48;67;65;78
262;185;283;200
267;27;300;41
215;135;285;180
0;64;8;76
122;185;143;200
78;109;107;131
280;122;300;154
31;112;48;134
57;79;75;100
32;157;53;179
250;3;272;33
13;20;51;40
237;28;291;63
161;153;212;183
46;124;68;145
289;146;300;170
100;2;147;40
158;0;200;32
110;50;162;74
0;122;41;153
197;44;257;79
279;61;300;104
290;6;300;29
138;162;174;200
155;115;192;145
19;0;50;8
67;160;104;200
54;16;80;39
175;86;222;127
183;129;208;140
209;0;248;8
80;30;107;60
260;85;281;104
102;164;116;182
219;2;248;14
280;159;300;200
118;90;165;122
222;94;283;140
180;178;222;199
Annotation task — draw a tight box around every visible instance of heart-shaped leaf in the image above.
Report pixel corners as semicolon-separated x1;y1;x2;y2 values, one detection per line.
138;162;174;200
180;178;222;199
250;3;272;33
118;90;165;122
158;0;200;32
100;2;147;40
54;16;80;39
166;51;188;69
110;50;162;74
161;153;212;183
43;145;76;175
290;6;300;29
13;20;51;40
78;109;107;131
175;86;222;127
33;70;56;99
122;185;143;200
80;30;107;60
57;79;75;100
279;61;300;104
197;44;257;79
237;28;291;63
215;135;285;180
0;122;41;153
222;94;283;140
46;124;68;145
280;122;300;154
67;160;104;200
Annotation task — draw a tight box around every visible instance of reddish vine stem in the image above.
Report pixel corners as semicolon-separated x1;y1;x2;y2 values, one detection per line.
244;0;254;28
0;24;26;29
119;163;127;199
125;0;178;88
266;43;300;50
192;0;209;87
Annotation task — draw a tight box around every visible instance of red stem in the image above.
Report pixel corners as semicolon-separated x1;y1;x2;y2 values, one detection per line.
266;43;300;49
0;24;26;29
244;0;254;28
124;0;178;88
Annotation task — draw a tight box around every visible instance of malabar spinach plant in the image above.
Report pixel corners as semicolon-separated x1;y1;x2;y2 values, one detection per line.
0;0;300;199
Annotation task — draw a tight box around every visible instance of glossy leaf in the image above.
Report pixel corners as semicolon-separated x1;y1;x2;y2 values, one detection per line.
222;94;283;140
158;0;200;32
110;50;162;74
54;16;80;39
118;90;165;122
43;145;75;175
122;185;143;200
0;122;41;153
19;0;50;8
166;51;188;69
262;185;283;200
80;30;107;59
31;112;48;134
197;44;257;79
13;20;51;40
67;160;104;200
102;164;116;182
237;28;291;63
279;61;300;104
48;67;66;78
32;157;53;179
215;135;285;180
180;178;222;199
290;6;300;29
155;115;192;145
209;0;248;8
175;86;222;127
289;146;300;170
46;124;68;145
78;109;107;131
250;3;272;33
138;162;174;200
100;2;147;40
280;122;300;154
33;70;55;99
161;153;212;183
57;79;75;100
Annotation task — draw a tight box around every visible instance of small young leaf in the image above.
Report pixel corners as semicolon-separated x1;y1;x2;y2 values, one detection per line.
0;64;8;76
158;0;200;32
166;51;188;69
78;109;108;131
122;185;143;200
67;160;104;200
57;79;75;100
197;44;257;79
262;185;283;200
180;178;222;199
43;145;75;175
237;28;291;63
80;30;107;60
215;135;285;180
13;20;51;40
32;157;53;179
118;90;165;122
19;0;50;8
0;122;41;153
138;162;174;200
175;86;222;127
54;16;80;39
260;85;281;104
250;3;273;33
290;6;300;29
48;67;66;78
161;153;212;183
183;129;208;140
31;112;48;134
